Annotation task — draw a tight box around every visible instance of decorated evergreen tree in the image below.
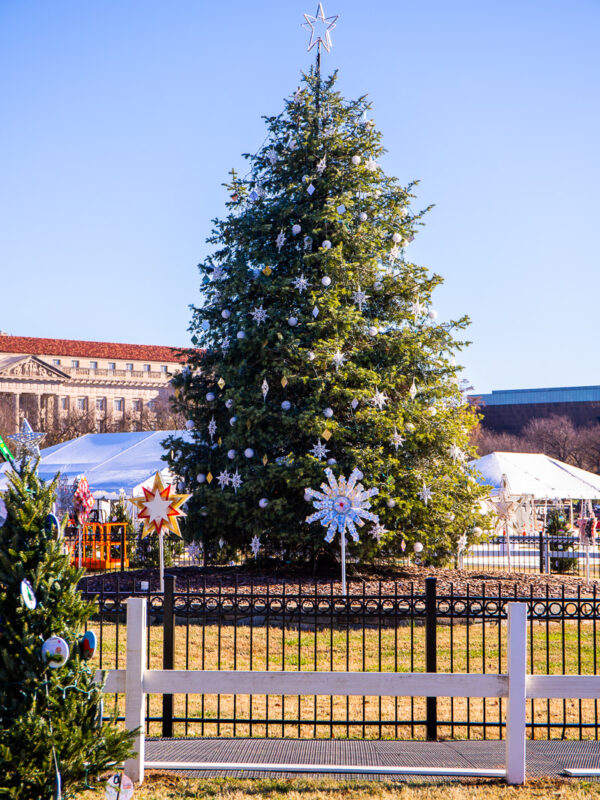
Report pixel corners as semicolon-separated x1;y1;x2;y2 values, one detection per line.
0;460;133;800
166;32;488;568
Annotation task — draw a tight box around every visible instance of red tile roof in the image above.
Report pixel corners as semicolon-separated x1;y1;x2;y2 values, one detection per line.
0;335;188;363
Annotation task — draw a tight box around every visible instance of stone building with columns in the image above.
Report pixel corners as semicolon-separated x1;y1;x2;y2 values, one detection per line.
0;334;186;435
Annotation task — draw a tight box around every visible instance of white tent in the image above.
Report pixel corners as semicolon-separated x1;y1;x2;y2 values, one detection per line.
0;430;191;498
470;451;600;501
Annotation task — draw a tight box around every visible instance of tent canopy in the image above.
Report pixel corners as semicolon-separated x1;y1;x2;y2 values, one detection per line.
0;430;190;498
470;451;600;501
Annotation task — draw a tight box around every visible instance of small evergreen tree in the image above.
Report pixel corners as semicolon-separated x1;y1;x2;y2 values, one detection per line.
546;508;576;574
166;67;488;568
0;460;133;800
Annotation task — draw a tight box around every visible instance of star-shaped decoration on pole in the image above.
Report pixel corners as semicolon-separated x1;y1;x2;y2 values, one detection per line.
310;439;329;460
129;472;191;538
332;350;346;371
250;305;268;325
293;273;310;294
305;468;379;543
390;427;405;452
352;287;369;311
370;387;389;411
418;484;433;506
303;3;339;53
8;418;46;459
250;535;261;557
217;470;231;490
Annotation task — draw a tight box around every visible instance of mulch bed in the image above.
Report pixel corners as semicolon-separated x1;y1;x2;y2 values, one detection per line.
78;564;600;598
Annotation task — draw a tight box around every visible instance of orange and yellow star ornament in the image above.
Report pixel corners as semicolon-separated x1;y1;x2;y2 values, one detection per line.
129;472;191;538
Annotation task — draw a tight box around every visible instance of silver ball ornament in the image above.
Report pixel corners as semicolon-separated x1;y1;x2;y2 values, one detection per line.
368;326;378;336
225;399;234;409
321;276;332;287
413;542;424;554
185;420;195;430
373;281;383;290
206;392;215;402
236;330;246;339
351;155;361;165
221;309;231;319
323;407;333;418
359;212;368;222
292;224;301;235
327;458;337;465
196;473;206;483
322;240;332;250
428;309;438;320
307;351;315;361
229;416;237;426
244;448;254;458
227;449;236;459
259;498;269;508
288;317;298;327
392;232;402;243
387;498;396;508
281;400;291;411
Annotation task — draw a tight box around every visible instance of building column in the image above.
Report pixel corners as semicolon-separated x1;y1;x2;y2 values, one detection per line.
14;393;20;433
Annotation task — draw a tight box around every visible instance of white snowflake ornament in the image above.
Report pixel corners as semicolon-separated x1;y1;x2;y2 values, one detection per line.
293;273;310;293
390;427;405;452
370;387;389;411
332;350;345;371
250;305;268;325
305;468;379;544
310;440;329;460
352;287;369;311
250;535;261;557
217;470;231;490
276;230;286;251
418;484;433;506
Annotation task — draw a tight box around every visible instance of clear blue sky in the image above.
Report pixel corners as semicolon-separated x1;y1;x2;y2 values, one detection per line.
1;1;598;394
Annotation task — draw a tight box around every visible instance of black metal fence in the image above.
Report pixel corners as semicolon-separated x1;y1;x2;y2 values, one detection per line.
71;529;600;579
83;576;600;741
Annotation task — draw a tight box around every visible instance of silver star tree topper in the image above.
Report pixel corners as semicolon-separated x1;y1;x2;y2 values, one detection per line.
303;3;339;52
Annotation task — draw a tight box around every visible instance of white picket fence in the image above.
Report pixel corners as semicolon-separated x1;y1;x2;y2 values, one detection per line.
97;599;600;785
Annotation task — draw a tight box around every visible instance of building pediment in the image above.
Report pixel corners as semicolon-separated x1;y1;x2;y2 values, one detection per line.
0;355;70;381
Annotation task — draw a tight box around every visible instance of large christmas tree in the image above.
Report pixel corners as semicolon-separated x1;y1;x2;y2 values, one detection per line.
0;459;133;800
167;26;487;569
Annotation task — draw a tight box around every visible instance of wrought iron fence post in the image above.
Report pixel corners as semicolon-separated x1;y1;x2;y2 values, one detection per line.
120;525;126;572
425;576;437;741
162;574;175;737
539;529;544;574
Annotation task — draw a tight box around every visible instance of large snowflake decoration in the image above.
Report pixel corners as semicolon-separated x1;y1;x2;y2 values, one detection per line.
250;305;268;325
305;468;379;544
316;155;327;174
129;472;190;538
250;535;261;557
310;439;329;460
370;522;388;542
293;273;310;294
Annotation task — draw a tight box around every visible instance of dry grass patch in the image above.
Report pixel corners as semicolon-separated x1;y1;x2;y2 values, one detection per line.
77;775;600;800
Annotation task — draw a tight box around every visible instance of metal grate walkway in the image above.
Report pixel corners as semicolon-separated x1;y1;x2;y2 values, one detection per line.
145;738;600;781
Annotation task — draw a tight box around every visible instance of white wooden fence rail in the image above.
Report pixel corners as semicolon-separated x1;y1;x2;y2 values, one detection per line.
95;600;600;786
